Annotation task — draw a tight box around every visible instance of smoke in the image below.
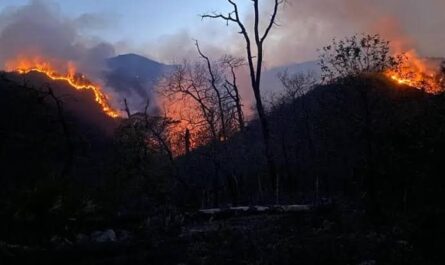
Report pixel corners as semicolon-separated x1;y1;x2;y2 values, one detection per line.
264;0;445;67
2;0;443;116
0;0;115;80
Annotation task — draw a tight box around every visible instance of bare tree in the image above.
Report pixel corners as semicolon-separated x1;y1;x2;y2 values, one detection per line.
160;45;248;206
202;0;284;203
221;55;245;130
195;40;228;141
122;98;191;188
160;60;219;144
160;48;245;147
278;71;317;102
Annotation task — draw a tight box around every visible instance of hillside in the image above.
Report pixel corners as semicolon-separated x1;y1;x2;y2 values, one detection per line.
180;74;445;209
0;70;119;226
2;72;445;264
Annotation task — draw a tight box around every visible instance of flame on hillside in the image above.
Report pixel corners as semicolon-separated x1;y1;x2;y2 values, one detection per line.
5;56;120;118
385;50;443;94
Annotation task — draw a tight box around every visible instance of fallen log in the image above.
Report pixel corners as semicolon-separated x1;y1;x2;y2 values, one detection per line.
196;204;312;219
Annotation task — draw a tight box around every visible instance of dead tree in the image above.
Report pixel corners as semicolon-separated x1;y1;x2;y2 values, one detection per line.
185;129;191;155
161;61;219;143
195;41;228;141
279;71;317;102
202;0;284;203
221;55;245;130
161;53;243;145
160;50;246;206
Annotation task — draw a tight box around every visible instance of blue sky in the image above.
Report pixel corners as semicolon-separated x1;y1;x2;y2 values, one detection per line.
0;0;245;44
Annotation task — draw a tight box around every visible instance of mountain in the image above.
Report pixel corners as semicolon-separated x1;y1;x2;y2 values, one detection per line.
262;60;320;97
104;54;176;110
104;54;321;107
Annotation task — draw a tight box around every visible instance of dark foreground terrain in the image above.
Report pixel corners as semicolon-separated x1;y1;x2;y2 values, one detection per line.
1;72;445;264
4;203;441;265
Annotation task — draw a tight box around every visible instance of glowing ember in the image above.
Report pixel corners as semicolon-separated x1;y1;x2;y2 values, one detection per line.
5;57;120;118
385;50;442;94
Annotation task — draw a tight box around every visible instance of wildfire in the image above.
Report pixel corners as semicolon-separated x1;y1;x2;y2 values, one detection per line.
385;50;442;94
5;57;120;118
161;96;202;155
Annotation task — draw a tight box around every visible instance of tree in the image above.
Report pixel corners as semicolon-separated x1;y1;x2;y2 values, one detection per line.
278;71;317;102
160;46;245;147
221;55;245;130
120;98;191;189
319;34;402;83
160;60;220;145
202;0;284;203
160;45;246;206
195;41;229;141
318;34;410;213
440;61;445;89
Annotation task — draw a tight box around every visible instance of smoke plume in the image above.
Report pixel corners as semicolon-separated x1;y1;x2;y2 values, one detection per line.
265;0;445;66
0;0;115;82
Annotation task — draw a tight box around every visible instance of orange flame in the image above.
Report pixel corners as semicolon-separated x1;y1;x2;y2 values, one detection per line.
385;50;442;94
160;95;202;155
5;56;120;118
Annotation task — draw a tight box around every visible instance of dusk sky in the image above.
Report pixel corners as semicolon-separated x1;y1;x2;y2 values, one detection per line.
0;0;247;44
0;0;444;66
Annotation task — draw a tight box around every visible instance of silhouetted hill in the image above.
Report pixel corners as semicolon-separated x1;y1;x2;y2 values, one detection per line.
181;74;445;211
2;71;119;134
0;70;120;193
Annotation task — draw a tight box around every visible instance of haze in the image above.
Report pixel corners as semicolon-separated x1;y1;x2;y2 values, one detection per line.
0;0;443;67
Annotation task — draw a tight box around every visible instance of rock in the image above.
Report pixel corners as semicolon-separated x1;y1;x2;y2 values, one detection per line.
76;233;89;244
358;260;376;265
91;229;117;243
117;230;132;242
50;235;72;247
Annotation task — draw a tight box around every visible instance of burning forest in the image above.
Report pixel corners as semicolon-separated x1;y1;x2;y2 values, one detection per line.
6;56;121;118
1;1;445;265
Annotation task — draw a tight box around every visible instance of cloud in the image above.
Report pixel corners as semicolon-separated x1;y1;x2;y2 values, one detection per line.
74;13;114;31
264;0;445;66
0;0;115;77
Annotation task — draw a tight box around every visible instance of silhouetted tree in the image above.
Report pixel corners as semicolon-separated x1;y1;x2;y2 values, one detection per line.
161;60;219;144
221;55;245;130
195;41;229;141
160;45;246;206
279;71;317;102
160;47;244;147
319;34;402;83
441;60;445;89
202;0;285;203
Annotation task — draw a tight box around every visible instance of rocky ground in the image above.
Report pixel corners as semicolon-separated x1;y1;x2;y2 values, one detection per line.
1;203;427;265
